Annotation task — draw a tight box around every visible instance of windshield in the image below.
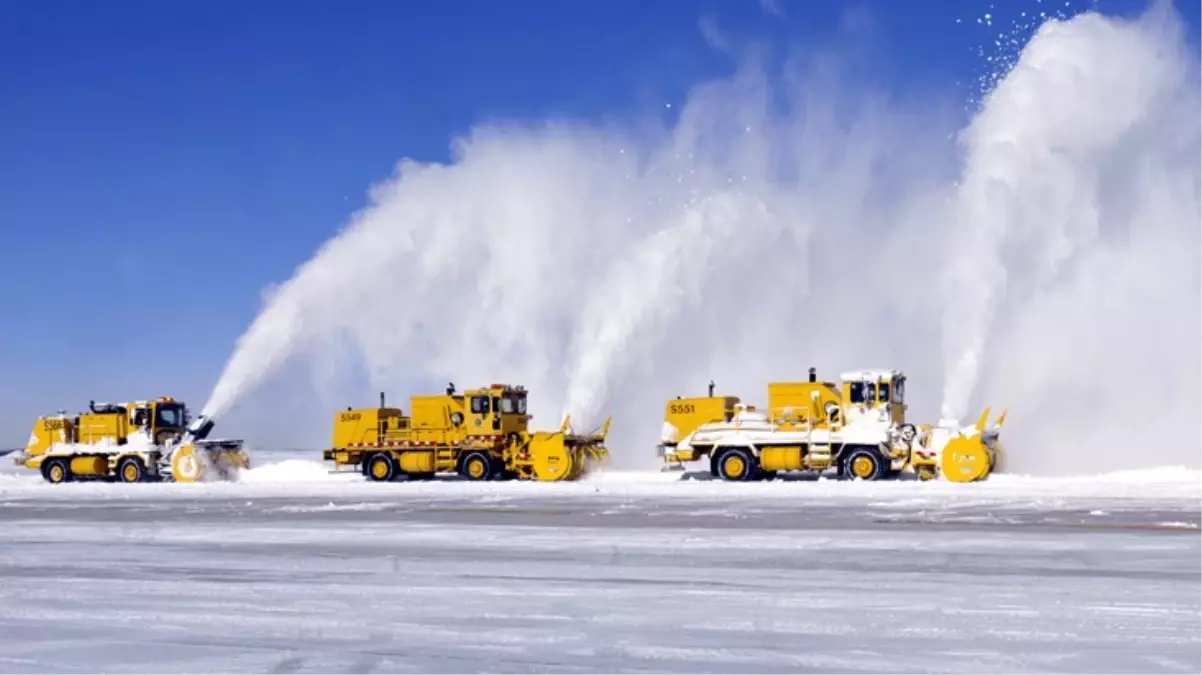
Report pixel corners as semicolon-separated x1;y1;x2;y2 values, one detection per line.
155;404;186;428
849;381;896;405
500;394;527;414
848;382;875;404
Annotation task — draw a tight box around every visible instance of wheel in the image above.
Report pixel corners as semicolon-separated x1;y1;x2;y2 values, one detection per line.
118;457;146;483
460;451;492;481
171;446;204;483
365;454;396;482
715;448;756;482
43;458;71;485
843;447;886;481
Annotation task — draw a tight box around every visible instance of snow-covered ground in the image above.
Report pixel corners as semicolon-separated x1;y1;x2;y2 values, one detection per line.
0;451;1198;673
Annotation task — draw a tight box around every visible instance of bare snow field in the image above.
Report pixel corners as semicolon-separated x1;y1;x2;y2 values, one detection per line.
0;451;1198;674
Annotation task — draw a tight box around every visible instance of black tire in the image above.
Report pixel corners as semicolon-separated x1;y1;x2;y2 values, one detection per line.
488;454;507;477
459;451;493;481
715;447;756;482
843;447;887;481
42;458;71;485
365;454;396;482
117;456;146;483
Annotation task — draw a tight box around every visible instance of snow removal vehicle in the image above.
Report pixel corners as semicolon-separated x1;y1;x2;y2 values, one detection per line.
657;368;1005;482
322;383;611;482
14;396;251;484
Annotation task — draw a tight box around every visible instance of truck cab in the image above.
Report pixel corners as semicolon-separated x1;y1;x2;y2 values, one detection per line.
462;384;530;439
838;369;908;426
126;396;189;445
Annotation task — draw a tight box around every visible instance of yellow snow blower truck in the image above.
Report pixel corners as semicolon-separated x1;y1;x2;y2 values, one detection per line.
322;383;611;482
657;368;1005;482
13;396;250;484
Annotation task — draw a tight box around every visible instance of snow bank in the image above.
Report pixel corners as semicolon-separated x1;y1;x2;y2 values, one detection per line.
235;459;359;484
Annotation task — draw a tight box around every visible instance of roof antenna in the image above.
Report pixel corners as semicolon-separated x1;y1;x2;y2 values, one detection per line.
708;380;715;397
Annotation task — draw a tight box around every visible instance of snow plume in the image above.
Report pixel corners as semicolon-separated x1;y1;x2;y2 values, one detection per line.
939;3;1201;474
204;3;1199;474
202;52;955;466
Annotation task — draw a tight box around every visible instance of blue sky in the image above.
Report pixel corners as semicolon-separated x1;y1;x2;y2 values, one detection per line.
0;0;1197;446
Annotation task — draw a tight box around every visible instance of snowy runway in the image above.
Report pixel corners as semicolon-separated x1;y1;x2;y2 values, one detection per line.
0;457;1198;673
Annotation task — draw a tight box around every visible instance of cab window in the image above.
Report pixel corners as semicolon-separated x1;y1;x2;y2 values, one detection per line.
470;396;489;414
849;382;876;404
892;380;906;403
878;383;891;402
500;395;528;414
154;405;184;428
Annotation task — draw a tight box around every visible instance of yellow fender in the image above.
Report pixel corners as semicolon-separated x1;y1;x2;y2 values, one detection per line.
940;408;1007;483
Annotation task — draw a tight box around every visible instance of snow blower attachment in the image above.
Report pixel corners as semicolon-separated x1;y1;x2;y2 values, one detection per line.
167;414;252;483
322;384;611;482
916;408;1007;483
14;397;250;484
516;414;611;481
657;368;1007;483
